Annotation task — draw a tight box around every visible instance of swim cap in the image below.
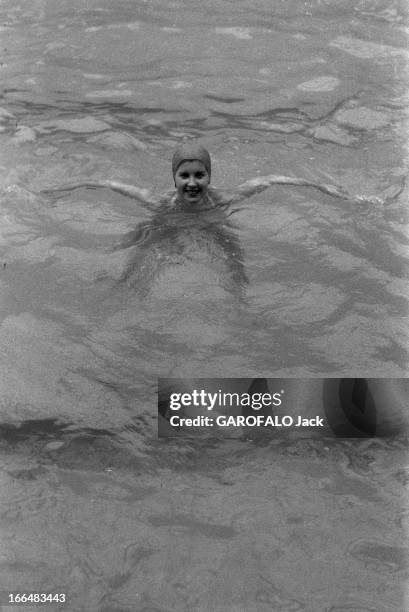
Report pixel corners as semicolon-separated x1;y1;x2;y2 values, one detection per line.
172;142;211;179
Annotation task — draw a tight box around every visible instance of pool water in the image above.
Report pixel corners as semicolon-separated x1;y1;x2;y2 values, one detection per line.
0;0;408;610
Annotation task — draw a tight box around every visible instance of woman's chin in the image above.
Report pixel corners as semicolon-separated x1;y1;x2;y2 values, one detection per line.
183;194;203;205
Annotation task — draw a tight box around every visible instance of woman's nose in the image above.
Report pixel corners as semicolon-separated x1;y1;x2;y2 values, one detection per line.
187;175;196;186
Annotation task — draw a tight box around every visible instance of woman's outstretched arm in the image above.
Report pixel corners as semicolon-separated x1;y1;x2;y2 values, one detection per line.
41;180;158;208
231;174;384;205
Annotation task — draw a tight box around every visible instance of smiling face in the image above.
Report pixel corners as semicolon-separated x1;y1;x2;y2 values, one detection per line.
174;160;210;206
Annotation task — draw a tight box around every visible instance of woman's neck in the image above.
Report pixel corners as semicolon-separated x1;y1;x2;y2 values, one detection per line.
171;190;217;211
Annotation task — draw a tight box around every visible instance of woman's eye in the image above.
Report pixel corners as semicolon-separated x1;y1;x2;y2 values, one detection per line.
195;173;205;178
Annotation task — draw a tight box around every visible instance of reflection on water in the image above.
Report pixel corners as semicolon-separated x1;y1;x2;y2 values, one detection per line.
0;0;408;609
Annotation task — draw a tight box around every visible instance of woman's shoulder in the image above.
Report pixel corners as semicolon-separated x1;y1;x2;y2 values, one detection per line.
207;187;233;207
158;189;176;203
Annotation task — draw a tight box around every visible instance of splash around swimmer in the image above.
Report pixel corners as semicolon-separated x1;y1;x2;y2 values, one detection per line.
41;140;387;207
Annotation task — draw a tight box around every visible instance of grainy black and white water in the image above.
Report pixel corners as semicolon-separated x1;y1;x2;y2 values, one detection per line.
0;1;408;610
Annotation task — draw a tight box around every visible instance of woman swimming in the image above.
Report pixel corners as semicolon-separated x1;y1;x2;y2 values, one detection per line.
41;141;386;208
